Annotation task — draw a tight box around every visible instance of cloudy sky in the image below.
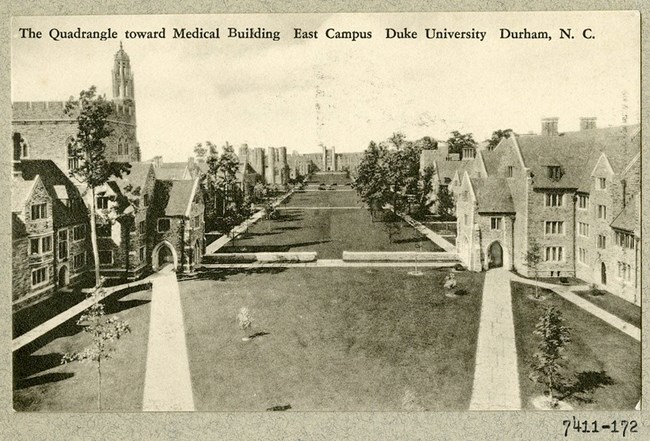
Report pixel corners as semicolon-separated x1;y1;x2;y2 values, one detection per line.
12;12;640;162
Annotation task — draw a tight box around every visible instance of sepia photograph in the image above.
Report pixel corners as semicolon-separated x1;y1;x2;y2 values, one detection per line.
7;7;642;428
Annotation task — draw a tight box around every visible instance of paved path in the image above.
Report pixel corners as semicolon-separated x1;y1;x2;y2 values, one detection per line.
276;206;362;210
512;276;640;342
142;268;195;411
200;259;457;269
388;208;457;253
470;268;521;410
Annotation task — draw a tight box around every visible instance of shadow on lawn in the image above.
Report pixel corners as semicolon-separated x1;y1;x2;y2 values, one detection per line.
219;239;332;254
559;370;616;403
186;266;288;282
15;371;74;390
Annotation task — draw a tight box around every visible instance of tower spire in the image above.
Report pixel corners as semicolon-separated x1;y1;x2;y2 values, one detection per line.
112;42;134;103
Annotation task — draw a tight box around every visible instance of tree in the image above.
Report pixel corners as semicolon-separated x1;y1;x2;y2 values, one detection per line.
523;239;543;299
436;185;455;220
193;142;208;160
65;86;131;287
446;131;477;159
215;143;240;216
529;306;571;407
61;283;131;411
415;165;435;217
487;129;513;151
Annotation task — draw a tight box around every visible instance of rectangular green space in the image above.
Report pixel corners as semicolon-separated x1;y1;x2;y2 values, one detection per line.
283;190;360;208
179;267;484;411
511;282;640;410
573;289;641;328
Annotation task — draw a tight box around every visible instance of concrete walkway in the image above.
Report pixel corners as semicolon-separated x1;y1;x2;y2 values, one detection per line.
512;276;640;342
470;268;521;410
142;268;195;411
200;259;458;269
388;208;457;253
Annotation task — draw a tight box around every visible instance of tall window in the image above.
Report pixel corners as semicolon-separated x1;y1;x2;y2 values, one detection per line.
578;248;587;264
139;246;146;262
30;238;40;255
143;193;150;207
31;267;48;286
67;138;79;171
96;196;110;210
490;217;502;230
31;203;47;220
577;194;589;209
617;262;632;281
545;221;564;235
138;220;146;235
20;137;29;158
73;252;86;270
597;234;607;249
615;231;635;249
597;177;607;190
597;204;607;220
577;222;589;237
42;236;52;253
545;246;564;261
506;166;514;178
73;224;86;241
58;230;68;259
545;193;563;207
117;137;124;155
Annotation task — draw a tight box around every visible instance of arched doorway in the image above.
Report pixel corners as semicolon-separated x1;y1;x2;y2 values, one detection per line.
151;241;179;272
601;262;607;285
488;241;503;268
58;266;69;288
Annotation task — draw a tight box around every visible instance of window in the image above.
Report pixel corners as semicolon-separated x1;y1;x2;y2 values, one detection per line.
506;166;514;178
139;246;146;262
31;267;48;286
547;166;562;180
138;220;146;235
30;238;40;255
73;252;86;270
192;215;201;228
31;203;47;220
490;217;502;230
143;194;150;207
577;194;589;209
58;230;68;259
615;231;635;249
158;218;171;232
597;204;607;220
97;224;112;238
577;222;589;237
578;248;587;264
545;221;564;235
20;137;29;158
73;225;86;241
545;193;563;207
618;262;632;281
96;196;110;210
597;234;607;249
462;191;468;202
597;177;607;190
545;246;564;261
42;236;52;253
99;250;113;265
67;139;79;171
117;137;124;156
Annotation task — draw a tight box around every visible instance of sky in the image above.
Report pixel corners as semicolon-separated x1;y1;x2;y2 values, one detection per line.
12;12;640;162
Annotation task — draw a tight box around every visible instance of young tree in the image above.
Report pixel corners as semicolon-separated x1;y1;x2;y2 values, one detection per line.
65;86;131;287
446;131;478;159
530;306;571;407
487;129;513;151
436;185;455;220
61;283;131;411
523;239;543;299
215;143;240;216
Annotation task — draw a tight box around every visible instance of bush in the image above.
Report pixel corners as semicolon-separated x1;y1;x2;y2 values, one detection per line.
453;263;466;272
454;289;468;296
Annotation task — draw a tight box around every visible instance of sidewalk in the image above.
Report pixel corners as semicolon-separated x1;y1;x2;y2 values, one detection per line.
388;208;457;253
469;268;521;410
142;268;195;411
511;275;640;342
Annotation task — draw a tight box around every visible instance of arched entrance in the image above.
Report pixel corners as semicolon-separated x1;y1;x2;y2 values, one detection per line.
151;241;179;272
488;241;503;268
58;266;69;287
601;262;607;285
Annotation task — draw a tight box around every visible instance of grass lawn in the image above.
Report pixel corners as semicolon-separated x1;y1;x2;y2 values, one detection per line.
511;282;640;410
573;289;641;328
179;267;484;411
13;290;88;339
13;287;152;411
220;190;444;258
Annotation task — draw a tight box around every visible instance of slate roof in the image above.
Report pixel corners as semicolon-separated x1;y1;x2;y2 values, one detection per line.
17;160;88;227
610;195;639;234
112;162;153;193
479;149;501;175
158;179;196;216
154;162;190;180
12;213;27;239
11;179;36;213
470;177;515;213
516;125;639;191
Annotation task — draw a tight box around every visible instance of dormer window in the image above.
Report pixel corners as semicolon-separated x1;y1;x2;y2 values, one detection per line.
96;196;110;210
597;178;607;190
506;166;514;178
547;166;562;180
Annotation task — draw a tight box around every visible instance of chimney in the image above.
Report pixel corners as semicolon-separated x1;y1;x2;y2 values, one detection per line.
541;117;559;136
187;156;194;168
579;117;597;131
152;155;163;168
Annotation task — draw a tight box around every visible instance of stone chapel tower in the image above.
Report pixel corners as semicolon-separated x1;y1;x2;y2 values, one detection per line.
112;42;135;104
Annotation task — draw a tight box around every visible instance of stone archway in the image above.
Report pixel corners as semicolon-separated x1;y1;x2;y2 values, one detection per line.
152;241;179;272
488;241;503;268
58;265;69;288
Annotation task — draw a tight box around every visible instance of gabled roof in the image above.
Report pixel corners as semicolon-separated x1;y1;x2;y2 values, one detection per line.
11;178;36;213
470;177;515;213
160;179;197;216
611;195;639;235
479;149;501;176
12;213;28;239
154;162;190;180
516;125;639;191
17;160;88;226
112;162;154;193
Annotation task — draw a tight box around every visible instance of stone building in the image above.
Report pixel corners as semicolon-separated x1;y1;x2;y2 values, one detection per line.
11;43;141;173
149;178;205;273
456;118;641;304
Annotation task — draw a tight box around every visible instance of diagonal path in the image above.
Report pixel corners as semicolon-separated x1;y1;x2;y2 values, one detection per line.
142;268;194;411
470;268;521;410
